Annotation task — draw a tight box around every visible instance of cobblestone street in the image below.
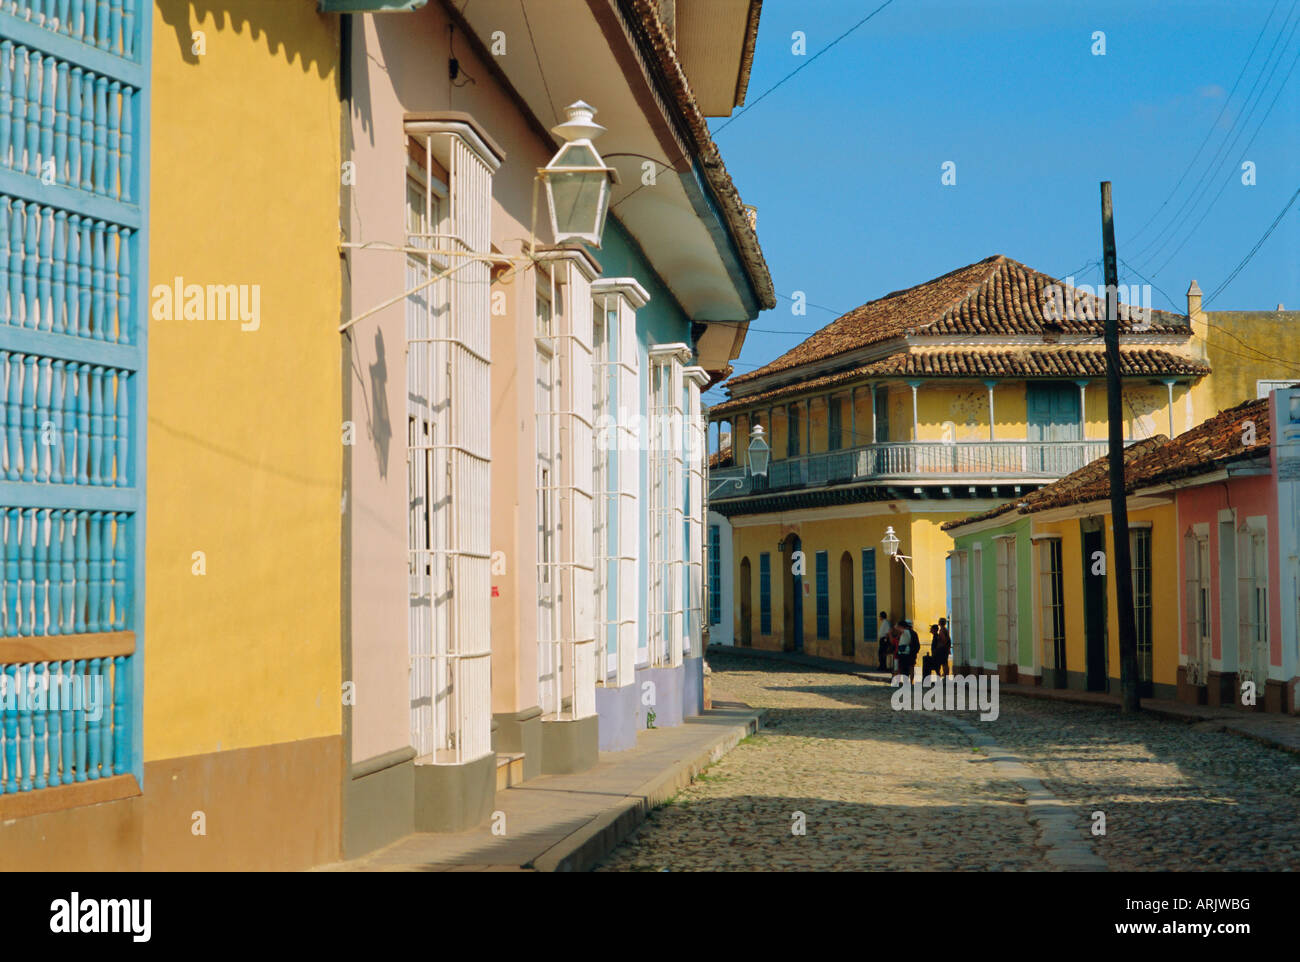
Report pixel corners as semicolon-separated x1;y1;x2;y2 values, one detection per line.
595;652;1300;871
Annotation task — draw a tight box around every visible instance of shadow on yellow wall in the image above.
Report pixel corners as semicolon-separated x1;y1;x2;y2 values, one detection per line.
157;0;335;77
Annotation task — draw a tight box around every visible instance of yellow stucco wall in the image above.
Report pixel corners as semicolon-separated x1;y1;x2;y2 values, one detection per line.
1030;503;1180;689
1190;311;1300;425
729;506;968;662
146;1;342;760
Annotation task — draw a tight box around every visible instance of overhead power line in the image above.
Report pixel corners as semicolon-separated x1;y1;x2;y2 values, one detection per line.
1135;7;1300;270
1146;41;1300;276
611;0;900;213
1205;184;1300;305
1125;0;1283;246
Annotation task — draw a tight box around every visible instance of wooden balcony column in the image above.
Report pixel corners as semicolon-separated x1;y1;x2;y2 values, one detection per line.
849;386;857;447
907;379;922;441
1075;379;1089;441
870;383;878;443
983;379;997;441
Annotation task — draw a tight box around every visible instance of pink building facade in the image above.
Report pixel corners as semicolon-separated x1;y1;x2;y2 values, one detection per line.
1175;389;1298;714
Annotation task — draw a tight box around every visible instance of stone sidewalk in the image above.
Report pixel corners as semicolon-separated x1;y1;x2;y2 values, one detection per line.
318;706;763;872
710;645;1300;756
997;683;1300;755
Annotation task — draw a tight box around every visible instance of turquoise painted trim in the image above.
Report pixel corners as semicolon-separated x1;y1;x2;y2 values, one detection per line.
126;0;147;787
0;168;142;229
0;13;145;83
861;547;876;639
0;324;137;368
0;482;137;512
814;549;829;639
679;157;761;317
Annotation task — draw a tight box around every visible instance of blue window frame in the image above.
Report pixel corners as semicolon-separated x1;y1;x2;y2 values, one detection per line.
861;548;877;639
707;524;721;625
815;550;829;639
828;397;842;450
0;7;150;805
759;552;771;634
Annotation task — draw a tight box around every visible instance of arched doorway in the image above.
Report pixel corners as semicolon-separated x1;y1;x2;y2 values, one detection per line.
739;557;752;647
840;551;855;657
781;533;804;652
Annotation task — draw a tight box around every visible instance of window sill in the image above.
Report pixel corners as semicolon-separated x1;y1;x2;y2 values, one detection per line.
0;773;141;820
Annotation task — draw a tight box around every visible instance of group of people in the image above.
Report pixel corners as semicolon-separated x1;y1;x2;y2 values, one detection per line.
875;612;951;680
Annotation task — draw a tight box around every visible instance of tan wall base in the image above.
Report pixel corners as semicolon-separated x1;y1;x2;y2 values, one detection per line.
0;734;343;871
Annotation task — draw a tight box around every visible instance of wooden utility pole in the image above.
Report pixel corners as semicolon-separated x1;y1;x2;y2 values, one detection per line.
1100;181;1141;712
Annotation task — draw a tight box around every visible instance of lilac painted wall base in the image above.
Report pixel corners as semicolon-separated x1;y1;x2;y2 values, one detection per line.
595;682;640;752
683;655;704;718
637;664;684;729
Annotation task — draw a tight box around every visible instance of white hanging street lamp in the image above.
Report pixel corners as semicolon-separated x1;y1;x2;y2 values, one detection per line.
745;423;770;478
709;423;770;497
540;101;619;248
882;525;914;576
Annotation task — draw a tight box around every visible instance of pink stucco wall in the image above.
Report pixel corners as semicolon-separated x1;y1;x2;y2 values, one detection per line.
1176;471;1281;668
345;7;559;762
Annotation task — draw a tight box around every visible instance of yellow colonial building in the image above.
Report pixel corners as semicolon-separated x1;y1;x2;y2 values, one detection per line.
707;255;1217;665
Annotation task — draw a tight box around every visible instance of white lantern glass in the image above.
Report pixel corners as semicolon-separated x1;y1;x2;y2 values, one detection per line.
746;425;770;478
543;142;612;246
882;526;900;556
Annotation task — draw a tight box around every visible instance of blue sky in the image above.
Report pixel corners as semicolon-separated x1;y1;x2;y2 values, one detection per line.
705;0;1300;404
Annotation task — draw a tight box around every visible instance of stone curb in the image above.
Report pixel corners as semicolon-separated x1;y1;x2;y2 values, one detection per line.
532;708;766;872
940;715;1107;871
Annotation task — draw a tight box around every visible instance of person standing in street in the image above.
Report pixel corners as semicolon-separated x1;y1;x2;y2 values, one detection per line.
876;611;892;671
897;620;918;681
934;618;952;677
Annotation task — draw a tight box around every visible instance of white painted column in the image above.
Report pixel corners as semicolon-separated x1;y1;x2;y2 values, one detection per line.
1162;378;1177;438
592;277;649;689
685;367;709;658
543;249;601;720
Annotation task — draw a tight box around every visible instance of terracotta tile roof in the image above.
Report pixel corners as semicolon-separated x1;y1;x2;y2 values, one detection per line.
707;346;1208;416
1122;396;1271;490
708;439;734;469
727;254;1187;387
943;397;1272;531
857;347;1207;379
623;0;776;311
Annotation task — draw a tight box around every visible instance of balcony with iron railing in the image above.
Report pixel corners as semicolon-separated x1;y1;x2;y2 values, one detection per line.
708;439;1116;497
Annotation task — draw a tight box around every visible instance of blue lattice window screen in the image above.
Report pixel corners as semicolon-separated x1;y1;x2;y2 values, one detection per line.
0;1;149;800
